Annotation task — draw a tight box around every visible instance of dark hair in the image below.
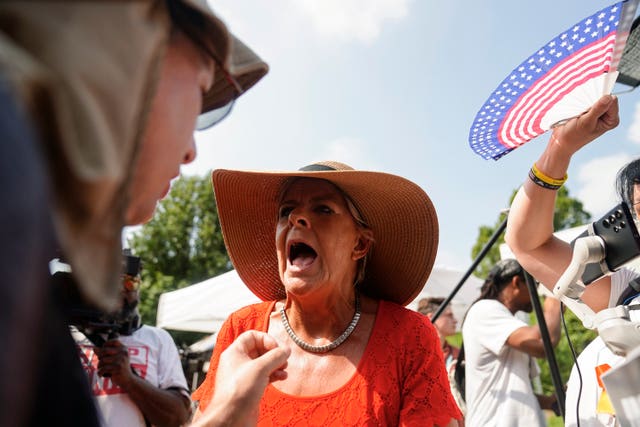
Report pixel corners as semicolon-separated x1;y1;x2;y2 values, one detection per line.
615;158;640;210
475;259;524;302
417;297;445;316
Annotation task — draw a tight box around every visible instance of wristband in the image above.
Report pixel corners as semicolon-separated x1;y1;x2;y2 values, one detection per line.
529;163;567;190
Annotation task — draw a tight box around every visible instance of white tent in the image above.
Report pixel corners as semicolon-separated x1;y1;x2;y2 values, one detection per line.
407;265;484;329
156;269;260;333
156;265;484;334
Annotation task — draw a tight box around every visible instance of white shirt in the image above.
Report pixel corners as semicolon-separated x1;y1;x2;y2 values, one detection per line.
74;325;189;427
462;299;545;427
564;268;639;427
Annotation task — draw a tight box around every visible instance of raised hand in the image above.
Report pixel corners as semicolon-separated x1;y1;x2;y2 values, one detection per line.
193;331;290;427
550;94;620;156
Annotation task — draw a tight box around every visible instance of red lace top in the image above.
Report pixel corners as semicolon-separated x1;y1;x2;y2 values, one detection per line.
193;300;462;426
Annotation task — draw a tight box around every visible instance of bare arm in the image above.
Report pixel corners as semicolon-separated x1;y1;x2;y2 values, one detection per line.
505;94;620;313
505;297;562;358
95;339;191;427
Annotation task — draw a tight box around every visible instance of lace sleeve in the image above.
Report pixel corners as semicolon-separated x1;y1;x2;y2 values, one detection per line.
399;316;463;426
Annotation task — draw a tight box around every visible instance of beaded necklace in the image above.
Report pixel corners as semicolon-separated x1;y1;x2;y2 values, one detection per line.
280;294;361;353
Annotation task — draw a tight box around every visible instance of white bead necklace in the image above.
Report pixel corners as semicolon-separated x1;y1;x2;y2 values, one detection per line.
280;294;361;353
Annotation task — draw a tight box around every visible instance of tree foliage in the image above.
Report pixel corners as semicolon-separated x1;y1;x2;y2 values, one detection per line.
127;174;231;344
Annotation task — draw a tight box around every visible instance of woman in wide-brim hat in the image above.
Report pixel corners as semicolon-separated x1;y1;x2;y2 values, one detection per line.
192;161;463;426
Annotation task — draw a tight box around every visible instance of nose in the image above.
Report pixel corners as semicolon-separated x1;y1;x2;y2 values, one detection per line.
182;136;197;164
289;208;309;227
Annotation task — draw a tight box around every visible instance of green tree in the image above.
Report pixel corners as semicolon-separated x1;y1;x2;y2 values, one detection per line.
127;174;231;345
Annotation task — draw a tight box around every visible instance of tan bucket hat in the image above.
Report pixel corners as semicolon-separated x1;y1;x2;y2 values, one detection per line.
172;0;268;120
212;161;439;306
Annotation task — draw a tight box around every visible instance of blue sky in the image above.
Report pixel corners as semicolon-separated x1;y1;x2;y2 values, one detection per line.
183;0;640;271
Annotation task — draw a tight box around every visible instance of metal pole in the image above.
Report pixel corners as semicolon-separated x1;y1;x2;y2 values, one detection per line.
523;271;565;420
432;215;507;322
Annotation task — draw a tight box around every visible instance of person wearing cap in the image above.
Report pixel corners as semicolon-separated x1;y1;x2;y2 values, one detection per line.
461;259;561;427
0;2;287;426
505;96;640;426
71;253;191;427
191;161;463;426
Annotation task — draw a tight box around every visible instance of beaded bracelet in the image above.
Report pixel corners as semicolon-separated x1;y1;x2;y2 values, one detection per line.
529;163;567;190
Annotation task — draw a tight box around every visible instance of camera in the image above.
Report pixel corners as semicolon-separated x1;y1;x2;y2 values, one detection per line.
54;250;142;347
571;202;640;285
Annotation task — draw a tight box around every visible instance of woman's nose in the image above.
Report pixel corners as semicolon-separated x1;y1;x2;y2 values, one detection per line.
289;209;309;227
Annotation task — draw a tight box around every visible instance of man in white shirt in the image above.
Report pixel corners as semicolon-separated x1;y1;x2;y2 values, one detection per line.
73;254;190;427
462;259;561;427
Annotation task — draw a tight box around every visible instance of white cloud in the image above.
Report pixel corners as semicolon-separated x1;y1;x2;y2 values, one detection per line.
292;0;411;44
575;153;634;218
628;101;640;144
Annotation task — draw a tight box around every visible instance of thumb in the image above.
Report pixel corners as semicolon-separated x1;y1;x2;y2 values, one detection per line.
254;345;291;379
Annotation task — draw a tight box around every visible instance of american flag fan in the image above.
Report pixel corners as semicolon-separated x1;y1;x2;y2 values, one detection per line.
469;0;639;161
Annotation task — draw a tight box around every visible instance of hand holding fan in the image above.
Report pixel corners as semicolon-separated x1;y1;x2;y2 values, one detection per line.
469;0;639;161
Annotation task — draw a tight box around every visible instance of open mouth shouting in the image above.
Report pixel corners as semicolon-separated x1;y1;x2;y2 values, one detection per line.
288;240;317;272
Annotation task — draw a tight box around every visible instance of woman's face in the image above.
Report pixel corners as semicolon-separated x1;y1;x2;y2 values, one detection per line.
126;32;214;225
275;179;370;296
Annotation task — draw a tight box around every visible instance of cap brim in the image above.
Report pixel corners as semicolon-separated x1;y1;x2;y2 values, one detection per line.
180;0;269;113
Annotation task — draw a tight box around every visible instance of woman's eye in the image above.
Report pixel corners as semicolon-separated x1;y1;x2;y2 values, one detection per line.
317;205;333;214
279;206;293;218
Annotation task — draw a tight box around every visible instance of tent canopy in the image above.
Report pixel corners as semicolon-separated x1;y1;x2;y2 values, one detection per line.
156;270;260;333
156;266;484;334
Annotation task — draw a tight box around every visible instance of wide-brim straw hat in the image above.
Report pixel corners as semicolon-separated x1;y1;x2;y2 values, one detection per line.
173;0;268;113
212;161;439;306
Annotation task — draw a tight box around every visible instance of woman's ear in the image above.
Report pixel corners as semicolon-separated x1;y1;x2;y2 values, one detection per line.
352;229;373;260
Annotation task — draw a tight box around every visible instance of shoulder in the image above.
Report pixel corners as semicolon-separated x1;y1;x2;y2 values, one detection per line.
466;299;507;318
610;268;640;305
376;300;438;340
463;300;518;335
378;299;428;322
137;324;169;336
129;325;175;346
231;301;273;317
226;301;274;329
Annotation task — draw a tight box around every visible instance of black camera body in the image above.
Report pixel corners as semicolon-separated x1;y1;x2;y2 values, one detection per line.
572;202;640;285
55;252;142;347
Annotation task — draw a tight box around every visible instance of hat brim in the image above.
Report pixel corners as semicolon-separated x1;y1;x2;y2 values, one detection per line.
212;167;439;306
180;0;269;113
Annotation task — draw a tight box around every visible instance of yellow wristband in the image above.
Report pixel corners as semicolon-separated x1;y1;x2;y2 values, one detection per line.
531;163;567;187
